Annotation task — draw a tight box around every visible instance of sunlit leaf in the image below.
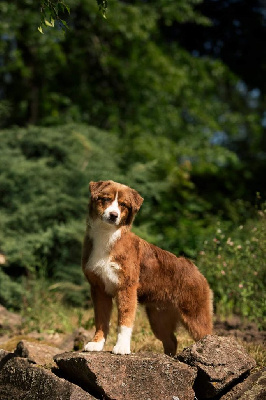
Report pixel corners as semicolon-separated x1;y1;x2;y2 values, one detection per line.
45;19;54;27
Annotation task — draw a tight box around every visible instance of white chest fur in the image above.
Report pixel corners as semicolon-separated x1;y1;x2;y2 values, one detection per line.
86;221;121;295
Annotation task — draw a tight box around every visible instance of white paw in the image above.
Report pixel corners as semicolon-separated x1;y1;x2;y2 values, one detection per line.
112;325;132;355
112;343;131;355
84;339;105;352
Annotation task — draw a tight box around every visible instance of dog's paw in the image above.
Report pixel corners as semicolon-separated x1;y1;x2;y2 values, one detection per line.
84;339;105;352
112;325;132;355
112;343;131;355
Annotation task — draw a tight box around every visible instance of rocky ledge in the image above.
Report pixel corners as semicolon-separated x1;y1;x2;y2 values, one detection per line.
0;335;265;400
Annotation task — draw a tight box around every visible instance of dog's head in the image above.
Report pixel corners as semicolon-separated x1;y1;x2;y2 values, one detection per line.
88;180;144;227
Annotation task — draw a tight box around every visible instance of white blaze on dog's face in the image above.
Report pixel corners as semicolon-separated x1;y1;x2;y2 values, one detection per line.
89;180;144;227
102;192;121;225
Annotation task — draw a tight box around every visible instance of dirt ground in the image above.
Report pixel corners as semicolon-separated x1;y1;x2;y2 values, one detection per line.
214;315;265;345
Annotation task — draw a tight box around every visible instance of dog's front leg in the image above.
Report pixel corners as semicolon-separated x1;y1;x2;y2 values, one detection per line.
84;285;113;352
112;286;138;355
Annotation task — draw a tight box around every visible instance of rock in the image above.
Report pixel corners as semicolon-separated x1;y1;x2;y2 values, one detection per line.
240;368;266;400
0;348;15;370
0;355;96;400
177;335;257;399
54;351;197;400
0;349;9;361
220;368;266;400
14;340;62;368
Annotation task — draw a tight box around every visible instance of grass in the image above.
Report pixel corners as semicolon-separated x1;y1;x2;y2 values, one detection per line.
243;342;266;368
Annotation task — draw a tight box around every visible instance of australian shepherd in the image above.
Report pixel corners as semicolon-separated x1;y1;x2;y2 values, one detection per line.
82;180;213;356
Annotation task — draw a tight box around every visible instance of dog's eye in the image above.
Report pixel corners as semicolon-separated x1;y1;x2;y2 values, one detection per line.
98;197;111;203
120;202;128;209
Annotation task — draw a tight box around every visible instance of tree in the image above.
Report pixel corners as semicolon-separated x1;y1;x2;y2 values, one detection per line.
0;0;264;203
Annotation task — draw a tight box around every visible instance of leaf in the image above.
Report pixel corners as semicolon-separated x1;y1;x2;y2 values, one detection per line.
97;0;108;17
45;19;54;27
65;5;71;15
60;19;69;30
38;26;44;34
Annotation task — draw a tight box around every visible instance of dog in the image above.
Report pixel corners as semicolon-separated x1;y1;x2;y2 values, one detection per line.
82;180;213;356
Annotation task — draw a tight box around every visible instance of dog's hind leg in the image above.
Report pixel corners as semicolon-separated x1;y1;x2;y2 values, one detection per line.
145;305;178;356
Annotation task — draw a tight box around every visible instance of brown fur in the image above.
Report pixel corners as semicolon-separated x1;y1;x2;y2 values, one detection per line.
82;180;213;355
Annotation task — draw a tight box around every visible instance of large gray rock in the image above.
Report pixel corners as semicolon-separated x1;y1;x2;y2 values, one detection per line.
0;355;95;400
54;351;197;400
177;335;257;399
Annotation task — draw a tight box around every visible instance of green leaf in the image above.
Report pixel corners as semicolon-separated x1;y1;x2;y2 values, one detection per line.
65;5;70;15
38;26;44;34
45;19;54;27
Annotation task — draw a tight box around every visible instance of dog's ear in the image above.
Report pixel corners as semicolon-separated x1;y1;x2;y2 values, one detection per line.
125;188;143;225
89;180;112;198
89;181;103;197
130;188;144;213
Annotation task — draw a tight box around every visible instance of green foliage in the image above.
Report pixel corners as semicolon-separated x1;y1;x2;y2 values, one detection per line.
39;0;108;25
96;0;108;18
1;3;264;206
0;124;123;308
39;0;70;32
197;202;266;329
0;269;23;310
1;0;260;203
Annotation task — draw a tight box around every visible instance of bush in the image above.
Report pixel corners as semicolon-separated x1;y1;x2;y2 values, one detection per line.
196;202;266;329
0;123;123;308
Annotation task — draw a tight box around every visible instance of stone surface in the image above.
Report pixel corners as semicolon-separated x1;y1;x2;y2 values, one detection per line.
0;349;9;361
54;351;197;400
14;339;62;368
0;355;96;400
0;348;15;370
177;335;257;399
220;368;266;400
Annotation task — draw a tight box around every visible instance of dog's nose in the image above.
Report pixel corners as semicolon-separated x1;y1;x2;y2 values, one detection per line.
109;211;118;221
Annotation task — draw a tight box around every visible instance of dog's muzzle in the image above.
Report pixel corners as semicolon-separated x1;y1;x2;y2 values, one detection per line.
102;211;119;225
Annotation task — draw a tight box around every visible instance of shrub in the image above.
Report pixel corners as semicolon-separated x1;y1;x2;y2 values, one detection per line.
0;124;122;308
197;202;266;329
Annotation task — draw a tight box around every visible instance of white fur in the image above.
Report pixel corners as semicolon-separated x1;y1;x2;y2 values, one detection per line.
112;326;132;355
102;192;121;225
84;338;105;352
86;219;121;295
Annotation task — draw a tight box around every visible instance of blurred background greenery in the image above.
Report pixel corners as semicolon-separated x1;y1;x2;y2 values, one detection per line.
0;0;265;329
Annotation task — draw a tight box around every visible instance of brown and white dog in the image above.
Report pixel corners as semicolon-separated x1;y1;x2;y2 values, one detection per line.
82;180;213;356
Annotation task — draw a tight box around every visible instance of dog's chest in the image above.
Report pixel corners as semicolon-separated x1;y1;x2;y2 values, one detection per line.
86;227;121;295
